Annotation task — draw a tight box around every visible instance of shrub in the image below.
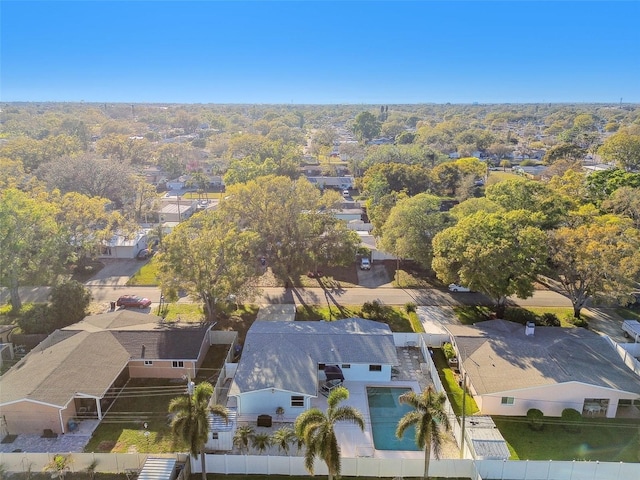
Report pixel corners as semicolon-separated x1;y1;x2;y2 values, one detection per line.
570;315;589;329
540;312;560;327
404;302;417;313
527;408;545;431
442;342;456;361
16;303;51;334
49;280;92;330
361;300;384;321
504;308;538;325
561;408;583;433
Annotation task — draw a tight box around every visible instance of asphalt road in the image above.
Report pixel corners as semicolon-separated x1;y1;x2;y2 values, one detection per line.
2;284;631;342
0;284;573;308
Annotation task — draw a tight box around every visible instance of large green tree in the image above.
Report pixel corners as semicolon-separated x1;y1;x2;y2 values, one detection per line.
169;382;228;480
156;210;261;321
294;386;364;480
380;193;452;269
598;130;640;171
220;176;360;285
396;385;451;479
0;189;65;310
361;163;431;197
485;178;571;229
432;210;548;317
547;213;640;317
53;191;125;261
352;111;381;143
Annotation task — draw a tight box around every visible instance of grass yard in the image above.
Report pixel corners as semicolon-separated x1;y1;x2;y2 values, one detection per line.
295;304;417;332
431;348;479;416
84;379;189;454
493;415;640;462
158;302;206;322
453;305;580;327
127;257;161;286
617;307;640;321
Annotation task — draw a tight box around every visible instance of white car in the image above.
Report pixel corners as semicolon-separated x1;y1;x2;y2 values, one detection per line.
360;258;371;270
448;283;471;292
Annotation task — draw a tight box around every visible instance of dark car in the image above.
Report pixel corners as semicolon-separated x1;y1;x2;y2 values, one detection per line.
116;295;152;309
137;249;151;260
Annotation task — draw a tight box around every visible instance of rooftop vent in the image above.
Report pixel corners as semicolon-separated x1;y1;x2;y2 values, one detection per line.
525;322;535;336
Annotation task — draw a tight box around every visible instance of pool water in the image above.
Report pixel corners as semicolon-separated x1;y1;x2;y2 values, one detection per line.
366;386;420;451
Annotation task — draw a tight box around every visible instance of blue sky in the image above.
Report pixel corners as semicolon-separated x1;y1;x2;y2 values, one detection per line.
2;1;639;104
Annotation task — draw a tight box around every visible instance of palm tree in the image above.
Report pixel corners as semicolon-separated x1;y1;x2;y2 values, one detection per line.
396;385;451;479
252;432;272;454
233;424;255;454
169;381;228;480
294;386;364;480
271;426;296;455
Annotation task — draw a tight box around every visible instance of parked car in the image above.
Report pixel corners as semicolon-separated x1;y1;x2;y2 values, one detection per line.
342;189;350;197
448;284;471;293
136;249;151;260
116;295;152;309
360;258;371;270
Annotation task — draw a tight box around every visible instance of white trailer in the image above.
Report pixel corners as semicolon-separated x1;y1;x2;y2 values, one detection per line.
622;320;640;342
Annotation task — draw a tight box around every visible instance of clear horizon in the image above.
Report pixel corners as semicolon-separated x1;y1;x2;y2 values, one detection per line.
2;1;639;104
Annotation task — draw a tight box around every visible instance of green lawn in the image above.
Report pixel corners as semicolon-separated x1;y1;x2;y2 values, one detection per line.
617;307;640;321
295;304;417;332
84;379;188;454
493;415;640;462
431;348;479;416
127;257;161;286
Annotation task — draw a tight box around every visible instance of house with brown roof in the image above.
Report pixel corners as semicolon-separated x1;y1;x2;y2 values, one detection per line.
446;320;640;418
0;311;214;435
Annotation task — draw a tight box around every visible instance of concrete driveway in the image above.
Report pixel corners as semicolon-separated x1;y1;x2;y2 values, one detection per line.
356;264;392;287
85;258;145;286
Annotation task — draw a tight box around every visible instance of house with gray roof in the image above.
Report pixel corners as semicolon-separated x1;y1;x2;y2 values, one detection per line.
0;311;214;435
228;318;398;418
446;320;640;418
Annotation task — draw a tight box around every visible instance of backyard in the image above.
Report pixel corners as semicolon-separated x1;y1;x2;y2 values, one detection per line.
84;346;228;454
493;415;640;462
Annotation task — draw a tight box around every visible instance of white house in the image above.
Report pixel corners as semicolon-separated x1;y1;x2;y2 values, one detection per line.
306;176;355;190
99;231;149;259
446;320;640;418
227;318;398;420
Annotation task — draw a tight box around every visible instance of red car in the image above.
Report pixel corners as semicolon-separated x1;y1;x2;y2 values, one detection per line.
116;295;152;309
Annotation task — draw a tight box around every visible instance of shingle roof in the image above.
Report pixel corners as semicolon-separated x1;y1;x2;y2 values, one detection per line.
231;318;398;396
447;319;640;395
0;331;130;406
0;312;210;408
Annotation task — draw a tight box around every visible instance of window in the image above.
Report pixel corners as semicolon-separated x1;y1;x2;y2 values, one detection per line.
341;364;351;369
291;396;304;407
172;361;184;368
318;364;325;370
212;433;219;440
369;365;382;372
144;360;153;366
501;397;514;405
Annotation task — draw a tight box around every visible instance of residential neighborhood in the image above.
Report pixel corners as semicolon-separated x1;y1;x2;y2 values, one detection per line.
1;101;640;480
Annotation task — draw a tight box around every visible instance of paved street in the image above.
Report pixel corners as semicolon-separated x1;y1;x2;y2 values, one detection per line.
2;279;630;343
1;283;574;308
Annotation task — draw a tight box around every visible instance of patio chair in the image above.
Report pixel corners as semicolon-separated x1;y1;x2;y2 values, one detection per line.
321;379;343;396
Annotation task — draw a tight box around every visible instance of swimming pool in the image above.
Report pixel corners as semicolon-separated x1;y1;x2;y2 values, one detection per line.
366;386;419;451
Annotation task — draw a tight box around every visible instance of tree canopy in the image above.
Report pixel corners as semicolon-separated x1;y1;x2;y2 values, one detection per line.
380;193;452;269
156;210;261;321
220;175;360;284
432;210;548;317
0;189;66;310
